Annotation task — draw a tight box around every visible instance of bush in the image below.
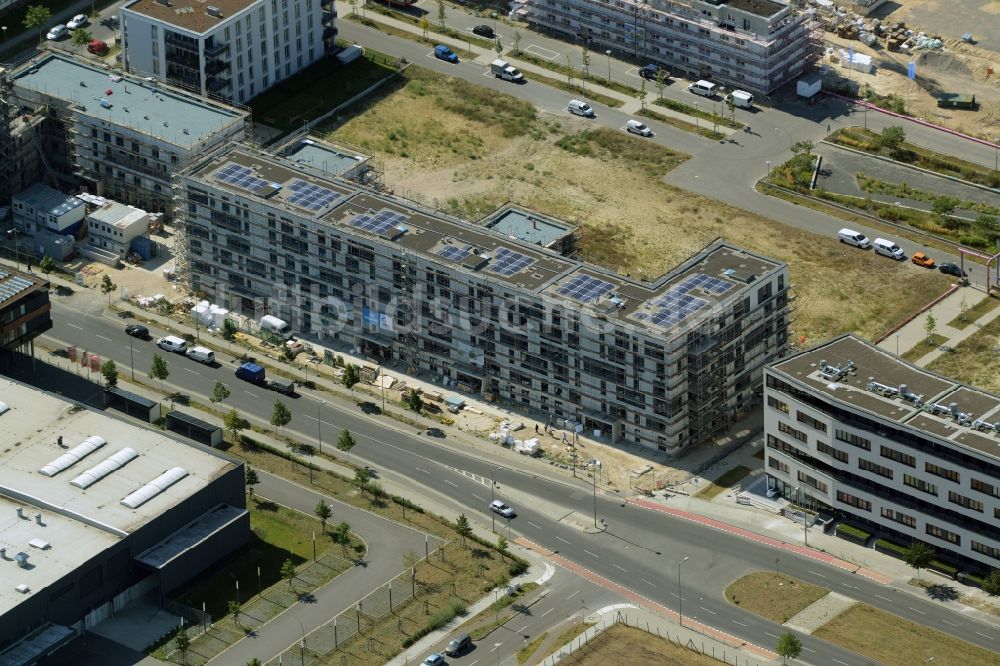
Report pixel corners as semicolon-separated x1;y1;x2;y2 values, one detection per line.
930;558;959;576
876;538;908;556
508;559;529;577
392;495;425;513
402;599;468;645
836;523;872;541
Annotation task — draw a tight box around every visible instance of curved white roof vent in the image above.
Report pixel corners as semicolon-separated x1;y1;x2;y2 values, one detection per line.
39;436;107;477
71;448;138;489
121;467;188;509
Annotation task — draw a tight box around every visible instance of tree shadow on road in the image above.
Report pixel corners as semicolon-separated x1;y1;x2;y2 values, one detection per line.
925;583;960;601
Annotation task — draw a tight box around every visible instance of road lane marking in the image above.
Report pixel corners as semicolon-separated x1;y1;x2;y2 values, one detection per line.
518;625;528;633
183;367;199;374
67;323;82;330
583;549;599;558
700;606;717;615
96;334;111;341
943;620;960;627
527;521;542;529
245;391;260;398
471;493;487;502
541;608;553;617
840;583;858;589
613;563;627;573
803;647;815;653
875;594;892;602
669;593;684;600
833;659;849;666
566;590;579;600
908;607;926;615
640;578;656;587
415;467;431;475
444;480;458;487
490;642;503;652
732;620;747;627
807;571;827;578
764;632;780;639
555;536;571;544
976;631;995;640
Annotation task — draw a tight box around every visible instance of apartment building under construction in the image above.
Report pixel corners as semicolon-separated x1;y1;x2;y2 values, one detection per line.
176;142;789;455
520;0;822;94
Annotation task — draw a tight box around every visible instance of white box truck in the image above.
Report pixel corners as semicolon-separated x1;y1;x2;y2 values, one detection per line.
490;59;524;83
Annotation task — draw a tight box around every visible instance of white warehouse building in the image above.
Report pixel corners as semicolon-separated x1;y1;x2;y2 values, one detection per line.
120;0;326;104
764;334;1000;572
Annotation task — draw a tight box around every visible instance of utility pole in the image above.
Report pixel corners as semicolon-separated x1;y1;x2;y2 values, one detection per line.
592;460;601;527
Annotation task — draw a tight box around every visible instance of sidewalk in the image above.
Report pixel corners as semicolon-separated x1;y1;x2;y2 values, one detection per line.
875;286;1000;365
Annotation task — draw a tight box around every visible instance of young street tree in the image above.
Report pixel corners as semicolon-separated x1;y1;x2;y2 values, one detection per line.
354;467;371;495
280;558;297;590
655;68;666;101
99;274;115;305
403;549;420;595
418;14;429;37
581;44;591;78
245;467;259;499
174;628;191;665
342;363;360;394
228;600;242;628
790;140;815;156
512;30;522;56
497;534;509;562
879;125;906;152
436;0;445;26
982;569;1000;597
334;522;351;557
638;78;648;110
150;353;169;391
495;38;503;58
222;318;239;341
904;541;935;582
776;632;802;664
336;429;356;461
314;500;331;532
23;5;52;44
924;313;937;343
224;408;248;447
71;27;92;52
211;380;231;404
270;400;291;433
456;513;472;547
406;390;423;413
101;359;119;390
38;255;55;274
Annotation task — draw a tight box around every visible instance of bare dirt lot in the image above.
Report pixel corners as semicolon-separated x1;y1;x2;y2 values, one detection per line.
325;69;952;345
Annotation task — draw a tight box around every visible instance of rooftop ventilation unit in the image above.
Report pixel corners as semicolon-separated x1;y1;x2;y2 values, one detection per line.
71;448;138;489
206;5;222;16
897;384;924;406
39;435;107;476
155;0;170;5
28;538;50;550
14;552;29;568
819;359;854;382
121;467;188;509
866;378;897;397
15;584;29;594
0;400;9;415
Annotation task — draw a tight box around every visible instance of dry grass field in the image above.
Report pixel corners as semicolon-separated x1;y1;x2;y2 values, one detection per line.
325;68;952;342
725;572;829;624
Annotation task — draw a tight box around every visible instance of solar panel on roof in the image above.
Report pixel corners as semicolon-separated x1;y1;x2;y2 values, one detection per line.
285;178;341;212
350;209;407;235
685;273;734;295
437;245;473;262
213;163;273;194
488;247;535;276
556;274;614;303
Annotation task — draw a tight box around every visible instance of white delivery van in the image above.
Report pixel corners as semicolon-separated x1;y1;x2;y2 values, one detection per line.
837;228;871;248
688;80;717;97
185;346;215;364
259;315;293;339
568;99;596;117
156;335;188;353
727;90;754;108
873;238;905;260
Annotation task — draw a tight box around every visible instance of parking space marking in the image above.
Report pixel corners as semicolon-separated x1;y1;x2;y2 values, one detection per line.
524;44;559;60
624;67;642;78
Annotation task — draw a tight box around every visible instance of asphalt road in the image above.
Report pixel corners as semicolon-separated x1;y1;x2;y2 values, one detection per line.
38;299;1000;664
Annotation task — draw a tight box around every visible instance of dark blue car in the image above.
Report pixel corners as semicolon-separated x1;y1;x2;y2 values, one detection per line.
434;44;458;63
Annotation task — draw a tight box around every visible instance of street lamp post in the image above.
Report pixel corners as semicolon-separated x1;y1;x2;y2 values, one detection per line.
896;333;900;357
494;642;502;666
317;400;325;454
128;336;135;380
2;26;7;46
592;460;601;527
606;49;612;83
677;556;689;625
765;160;771;180
491;11;497;32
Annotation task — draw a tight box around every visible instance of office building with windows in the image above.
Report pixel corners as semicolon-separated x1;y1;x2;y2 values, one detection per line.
120;0;328;104
176;144;789;454
764;334;1000;571
0;267;51;370
11;53;247;217
520;0;821;94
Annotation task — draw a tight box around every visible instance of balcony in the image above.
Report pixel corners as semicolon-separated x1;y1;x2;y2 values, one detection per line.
203;40;230;57
207;76;232;93
165;32;199;52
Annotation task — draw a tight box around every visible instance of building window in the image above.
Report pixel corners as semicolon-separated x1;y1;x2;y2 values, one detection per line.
768;457;789;473
880;507;916;528
948;491;983;512
903;474;937;496
926;523;960;545
796;470;828;493
880;445;915;468
816;441;848;463
925;463;959;483
767;395;788;413
796;411;827;432
972;541;1000;560
778;421;808;443
971;478;1000;498
858;458;893;479
766;434;801;458
837;491;871;511
835;429;870;451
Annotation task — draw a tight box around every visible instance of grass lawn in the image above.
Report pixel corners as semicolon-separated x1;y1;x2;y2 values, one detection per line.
249;53;398;131
466;582;539;640
544;620;596;658
517;630;549;663
725;572;829;624
814;603;1000;666
324;66;952;343
927;314;1000;392
553;623;732;666
697;465;753;500
948;294;1000;331
901;333;948;363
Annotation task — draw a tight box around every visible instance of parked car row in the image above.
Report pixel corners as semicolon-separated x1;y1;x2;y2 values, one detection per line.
837;227;967;276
